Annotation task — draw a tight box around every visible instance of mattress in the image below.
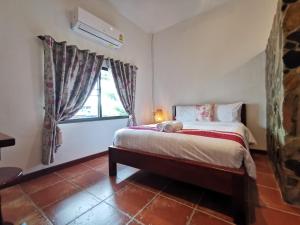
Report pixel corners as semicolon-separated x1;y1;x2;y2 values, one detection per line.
113;121;256;179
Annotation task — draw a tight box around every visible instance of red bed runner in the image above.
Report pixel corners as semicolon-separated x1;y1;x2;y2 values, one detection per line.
129;126;246;148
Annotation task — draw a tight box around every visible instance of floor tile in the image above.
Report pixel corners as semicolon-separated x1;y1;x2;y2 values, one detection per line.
85;176;127;200
251;206;300;225
136;195;193;225
69;202;130;225
94;163;127;176
252;154;269;163
256;172;278;189
18;211;52;225
128;219;144;225
189;210;232;225
2;152;298;225
70;170;107;189
258;185;300;215
92;161;109;174
118;163;131;170
128;171;171;193
83;156;108;168
253;154;273;174
0;185;25;204
20;173;63;194
196;190;234;222
55;163;92;179
30;180;79;208
43;190;100;225
105;183;155;216
161;181;203;207
2;196;38;224
255;161;273;174
116;166;140;182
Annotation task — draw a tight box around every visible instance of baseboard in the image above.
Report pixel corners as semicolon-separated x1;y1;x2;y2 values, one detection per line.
250;148;267;154
1;150;108;189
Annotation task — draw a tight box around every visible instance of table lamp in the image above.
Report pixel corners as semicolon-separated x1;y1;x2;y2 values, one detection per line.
154;109;164;123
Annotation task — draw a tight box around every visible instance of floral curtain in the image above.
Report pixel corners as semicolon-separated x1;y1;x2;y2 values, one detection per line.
41;35;104;164
110;59;137;126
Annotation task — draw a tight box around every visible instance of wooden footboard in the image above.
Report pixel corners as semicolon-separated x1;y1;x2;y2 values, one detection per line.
109;146;248;225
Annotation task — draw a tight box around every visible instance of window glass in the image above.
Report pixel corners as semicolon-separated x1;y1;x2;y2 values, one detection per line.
101;69;127;117
68;68;127;122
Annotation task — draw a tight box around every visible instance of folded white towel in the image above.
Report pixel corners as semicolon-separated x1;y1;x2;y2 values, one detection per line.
156;121;183;133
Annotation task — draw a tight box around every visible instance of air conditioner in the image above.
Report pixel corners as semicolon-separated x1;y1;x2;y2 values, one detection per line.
71;7;124;48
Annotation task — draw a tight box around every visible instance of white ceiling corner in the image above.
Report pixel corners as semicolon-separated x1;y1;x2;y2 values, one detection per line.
108;0;231;33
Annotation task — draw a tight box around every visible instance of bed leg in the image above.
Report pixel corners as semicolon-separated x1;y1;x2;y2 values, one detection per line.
232;175;247;225
109;149;117;176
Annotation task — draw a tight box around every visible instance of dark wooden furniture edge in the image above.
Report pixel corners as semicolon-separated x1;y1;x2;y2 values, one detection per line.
241;103;246;126
250;148;267;155
172;103;247;126
109;146;248;224
0;150;108;189
0;133;15;148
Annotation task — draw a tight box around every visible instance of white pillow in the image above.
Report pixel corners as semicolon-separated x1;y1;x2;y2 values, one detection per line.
215;102;243;122
175;106;197;122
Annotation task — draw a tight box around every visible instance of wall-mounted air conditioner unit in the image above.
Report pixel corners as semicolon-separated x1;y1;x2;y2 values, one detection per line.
71;7;124;49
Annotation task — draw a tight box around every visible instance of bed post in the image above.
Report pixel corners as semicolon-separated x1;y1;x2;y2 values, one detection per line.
232;174;247;225
241;104;246;126
109;147;117;176
172;106;176;120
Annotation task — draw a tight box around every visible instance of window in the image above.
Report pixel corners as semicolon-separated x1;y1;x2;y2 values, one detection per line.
65;67;127;123
101;68;127;117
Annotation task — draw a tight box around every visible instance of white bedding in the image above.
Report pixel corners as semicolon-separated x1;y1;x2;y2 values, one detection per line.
113;121;257;179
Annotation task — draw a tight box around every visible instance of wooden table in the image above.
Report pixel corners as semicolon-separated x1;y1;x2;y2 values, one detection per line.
0;132;22;225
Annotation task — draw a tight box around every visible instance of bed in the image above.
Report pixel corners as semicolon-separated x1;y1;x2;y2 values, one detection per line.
109;104;253;225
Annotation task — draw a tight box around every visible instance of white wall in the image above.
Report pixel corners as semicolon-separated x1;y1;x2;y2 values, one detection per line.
0;0;153;173
153;0;277;150
0;0;277;174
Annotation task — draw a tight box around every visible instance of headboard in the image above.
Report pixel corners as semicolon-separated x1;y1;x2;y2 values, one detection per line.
172;104;247;126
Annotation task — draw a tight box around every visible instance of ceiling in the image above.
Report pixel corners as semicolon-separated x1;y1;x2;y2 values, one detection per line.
109;0;231;33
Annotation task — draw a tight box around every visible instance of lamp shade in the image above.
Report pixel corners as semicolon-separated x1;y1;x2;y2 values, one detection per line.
154;109;164;123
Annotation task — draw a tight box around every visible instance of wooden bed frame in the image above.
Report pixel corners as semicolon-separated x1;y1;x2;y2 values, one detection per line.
109;104;248;225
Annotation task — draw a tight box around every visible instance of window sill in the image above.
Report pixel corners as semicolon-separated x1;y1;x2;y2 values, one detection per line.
59;116;128;124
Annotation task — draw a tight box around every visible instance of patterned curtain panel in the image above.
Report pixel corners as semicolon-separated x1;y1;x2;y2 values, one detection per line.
110;59;137;126
41;35;104;164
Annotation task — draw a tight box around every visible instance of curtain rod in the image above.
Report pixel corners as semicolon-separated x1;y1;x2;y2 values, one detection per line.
38;36;110;61
37;35;137;69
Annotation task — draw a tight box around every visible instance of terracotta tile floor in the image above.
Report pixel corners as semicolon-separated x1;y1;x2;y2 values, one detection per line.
1;153;300;225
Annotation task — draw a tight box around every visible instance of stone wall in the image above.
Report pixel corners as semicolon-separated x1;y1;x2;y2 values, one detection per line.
266;0;300;205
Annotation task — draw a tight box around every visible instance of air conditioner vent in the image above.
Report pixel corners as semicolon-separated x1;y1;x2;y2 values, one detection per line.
71;7;124;49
